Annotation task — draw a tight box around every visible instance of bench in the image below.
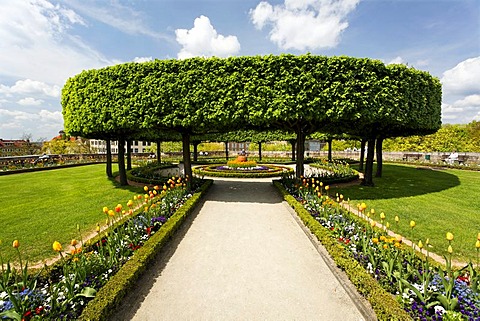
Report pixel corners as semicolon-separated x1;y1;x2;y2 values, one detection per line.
442;155;469;165
402;153;422;161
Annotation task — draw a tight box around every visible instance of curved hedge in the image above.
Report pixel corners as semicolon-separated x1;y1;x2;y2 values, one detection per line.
193;164;293;178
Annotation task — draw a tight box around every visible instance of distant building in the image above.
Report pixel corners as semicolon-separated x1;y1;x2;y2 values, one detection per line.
89;139;153;154
227;142;250;153
0;139;41;156
305;140;326;152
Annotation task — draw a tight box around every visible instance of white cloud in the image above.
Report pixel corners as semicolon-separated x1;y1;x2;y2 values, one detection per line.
175;16;241;59
0;79;60;97
0;108;64;139
0;0;114;85
17;98;44;106
39;109;63;121
387;56;405;65
133;57;153;63
453;94;480;108
442;95;480;123
441;57;480;96
249;0;359;50
66;0;171;41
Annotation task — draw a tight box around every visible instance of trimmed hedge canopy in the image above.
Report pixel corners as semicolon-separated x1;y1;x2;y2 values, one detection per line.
62;54;441;139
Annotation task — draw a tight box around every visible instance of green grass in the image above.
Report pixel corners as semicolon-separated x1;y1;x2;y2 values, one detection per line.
0;164;143;264
333;163;480;263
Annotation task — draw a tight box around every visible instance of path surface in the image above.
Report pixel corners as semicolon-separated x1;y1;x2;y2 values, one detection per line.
111;178;374;321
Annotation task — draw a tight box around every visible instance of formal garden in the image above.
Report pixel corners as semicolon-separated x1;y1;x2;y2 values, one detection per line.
4;54;480;320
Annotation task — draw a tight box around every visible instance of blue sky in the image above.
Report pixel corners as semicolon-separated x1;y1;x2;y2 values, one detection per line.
0;0;479;140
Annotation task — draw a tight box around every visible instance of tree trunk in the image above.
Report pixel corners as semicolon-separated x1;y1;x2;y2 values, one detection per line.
156;140;161;163
290;139;296;161
295;128;306;178
359;139;366;171
193;141;199;162
375;137;383;177
106;139;113;177
258;142;262;161
126;140;132;170
225;141;229;161
118;137;128;186
182;132;192;190
362;138;375;186
327;139;333;162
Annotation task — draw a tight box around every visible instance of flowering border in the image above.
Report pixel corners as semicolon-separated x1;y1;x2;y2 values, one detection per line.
75;179;212;321
273;180;412;320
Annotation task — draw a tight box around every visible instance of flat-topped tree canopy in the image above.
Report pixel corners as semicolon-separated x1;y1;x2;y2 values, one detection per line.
62;54;442;183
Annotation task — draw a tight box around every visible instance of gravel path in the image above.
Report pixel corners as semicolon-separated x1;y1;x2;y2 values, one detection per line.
110;177;375;321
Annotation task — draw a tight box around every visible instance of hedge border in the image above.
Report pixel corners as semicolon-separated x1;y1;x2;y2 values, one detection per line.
192;164;294;178
273;181;412;321
78;179;213;321
0;162;106;176
126;164;179;184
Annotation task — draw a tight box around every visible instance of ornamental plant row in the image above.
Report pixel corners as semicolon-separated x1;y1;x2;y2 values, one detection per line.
0;177;209;320
278;177;480;321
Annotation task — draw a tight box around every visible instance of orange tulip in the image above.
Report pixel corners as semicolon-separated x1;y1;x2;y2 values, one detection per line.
12;240;19;248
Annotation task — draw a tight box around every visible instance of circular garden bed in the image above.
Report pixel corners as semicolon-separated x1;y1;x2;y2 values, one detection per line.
193;164;293;178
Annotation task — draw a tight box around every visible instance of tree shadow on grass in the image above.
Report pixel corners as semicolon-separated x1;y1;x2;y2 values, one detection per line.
336;164;461;200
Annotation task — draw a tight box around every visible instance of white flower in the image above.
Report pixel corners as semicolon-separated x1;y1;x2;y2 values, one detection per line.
434;305;446;314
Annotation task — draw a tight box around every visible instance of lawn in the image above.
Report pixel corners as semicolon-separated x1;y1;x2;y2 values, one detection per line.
0;164;143;264
332;163;480;262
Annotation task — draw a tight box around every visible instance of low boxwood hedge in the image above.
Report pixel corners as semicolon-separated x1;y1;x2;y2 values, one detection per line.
77;179;213;321
193;164;293;178
273;181;412;321
126;163;178;184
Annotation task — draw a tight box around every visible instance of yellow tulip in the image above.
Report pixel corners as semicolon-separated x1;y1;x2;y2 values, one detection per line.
426;238;430;245
70;239;78;246
448;245;453;254
386;222;390;229
102;206;108;214
477;233;480;241
395;234;402;242
340;194;344;199
325;185;330;191
394;242;401;248
127;200;133;207
12;240;19;248
418;240;423;249
395;215;399;223
360;202;367;211
410;220;416;228
372;237;379;244
380;212;386;220
383;244;388;249
52;241;62;252
320;182;323;187
380;235;386;241
371;209;375;215
370;221;376;228
144;186;149;192
108;210;115;217
446;232;454;241
476;240;480;249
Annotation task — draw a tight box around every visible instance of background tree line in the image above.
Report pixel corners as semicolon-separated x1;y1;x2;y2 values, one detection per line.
329;121;480;153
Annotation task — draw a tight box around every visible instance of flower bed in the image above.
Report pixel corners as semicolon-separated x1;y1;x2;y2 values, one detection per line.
0;177;211;320
308;159;359;183
193;164;293;178
277;177;480;320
